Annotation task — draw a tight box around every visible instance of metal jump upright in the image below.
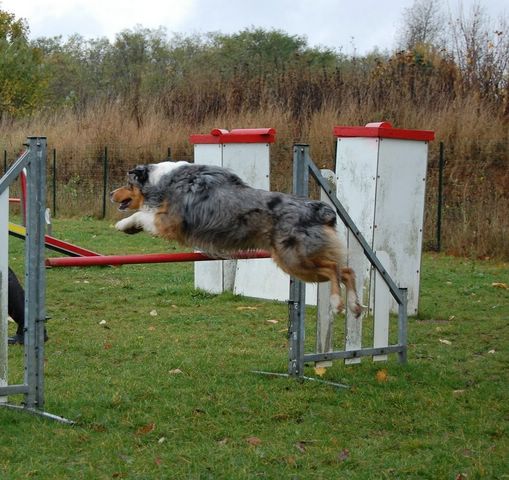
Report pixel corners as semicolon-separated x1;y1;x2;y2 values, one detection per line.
287;144;408;379
0;137;71;423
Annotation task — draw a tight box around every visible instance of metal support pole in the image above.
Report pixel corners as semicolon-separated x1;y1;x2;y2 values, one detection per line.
288;279;306;377
23;137;47;410
0;150;30;194
397;288;408;364
287;145;310;377
0;138;73;423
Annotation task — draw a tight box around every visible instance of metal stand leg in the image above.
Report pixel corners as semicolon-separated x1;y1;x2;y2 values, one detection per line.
398;288;408;364
288;278;305;377
0;137;74;424
253;144;350;389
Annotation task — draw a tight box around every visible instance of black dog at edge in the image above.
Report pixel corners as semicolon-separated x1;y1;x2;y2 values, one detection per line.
8;268;48;345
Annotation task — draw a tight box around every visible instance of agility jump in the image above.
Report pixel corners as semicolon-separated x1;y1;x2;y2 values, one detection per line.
0;123;432;422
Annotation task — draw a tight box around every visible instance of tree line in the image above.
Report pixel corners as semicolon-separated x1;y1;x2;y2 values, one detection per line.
1;1;507;125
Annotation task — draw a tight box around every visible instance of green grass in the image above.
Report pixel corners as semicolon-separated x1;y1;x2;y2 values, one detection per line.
2;218;508;479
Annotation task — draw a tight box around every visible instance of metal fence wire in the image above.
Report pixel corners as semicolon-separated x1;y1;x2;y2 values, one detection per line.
2;140;508;258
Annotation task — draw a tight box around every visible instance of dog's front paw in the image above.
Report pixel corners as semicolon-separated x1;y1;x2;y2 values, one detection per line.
115;219;142;235
115;218;129;231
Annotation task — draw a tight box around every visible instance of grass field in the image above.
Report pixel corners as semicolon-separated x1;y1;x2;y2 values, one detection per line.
1;218;508;479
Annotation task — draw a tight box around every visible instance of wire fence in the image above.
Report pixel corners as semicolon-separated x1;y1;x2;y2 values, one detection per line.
3;144;183;220
2;140;508;258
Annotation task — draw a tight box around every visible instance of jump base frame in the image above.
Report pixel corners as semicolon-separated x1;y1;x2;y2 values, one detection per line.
285;145;408;381
0;137;72;423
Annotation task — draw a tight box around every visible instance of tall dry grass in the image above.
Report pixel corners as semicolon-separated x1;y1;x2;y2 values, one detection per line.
1;51;507;258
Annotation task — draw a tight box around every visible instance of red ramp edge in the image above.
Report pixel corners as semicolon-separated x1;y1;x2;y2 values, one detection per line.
8;222;101;257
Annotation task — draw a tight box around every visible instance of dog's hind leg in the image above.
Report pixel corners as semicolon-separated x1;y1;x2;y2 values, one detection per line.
310;259;345;315
305;260;362;318
340;267;362;318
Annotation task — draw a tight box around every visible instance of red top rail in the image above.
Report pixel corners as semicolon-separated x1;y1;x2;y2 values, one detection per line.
333;122;434;142
190;128;276;144
46;250;271;267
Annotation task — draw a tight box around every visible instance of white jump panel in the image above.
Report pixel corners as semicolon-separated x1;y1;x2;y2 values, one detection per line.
373;138;428;314
335;123;432;316
193;140;272;295
0;188;9;402
194;144;224;293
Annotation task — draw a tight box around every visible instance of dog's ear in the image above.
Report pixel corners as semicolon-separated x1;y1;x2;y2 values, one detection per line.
128;165;150;186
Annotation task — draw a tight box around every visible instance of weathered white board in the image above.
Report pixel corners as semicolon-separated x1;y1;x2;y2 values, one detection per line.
0;188;9;402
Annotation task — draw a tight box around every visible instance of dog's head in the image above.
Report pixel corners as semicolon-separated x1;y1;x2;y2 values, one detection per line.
110;161;190;211
110;165;150;211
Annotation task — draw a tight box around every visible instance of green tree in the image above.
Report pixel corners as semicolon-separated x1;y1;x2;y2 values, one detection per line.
34;34;114;113
0;9;46;118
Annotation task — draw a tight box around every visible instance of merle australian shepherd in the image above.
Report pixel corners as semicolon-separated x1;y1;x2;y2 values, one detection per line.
111;161;362;317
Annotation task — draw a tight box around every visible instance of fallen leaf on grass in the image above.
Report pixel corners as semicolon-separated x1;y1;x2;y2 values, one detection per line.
439;338;452;345
488;349;496;354
148;326;156;331
217;437;229;446
314;367;327;377
272;412;290;421
136;422;155;436
455;473;468;480
90;422;107;432
169;368;183;375
149;309;158;316
117;453;133;464
375;369;389;383
338;448;350;462
492;282;508;290
295;441;307;453
103;342;113;350
266;319;279;324
246;436;262;446
453;389;465;395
